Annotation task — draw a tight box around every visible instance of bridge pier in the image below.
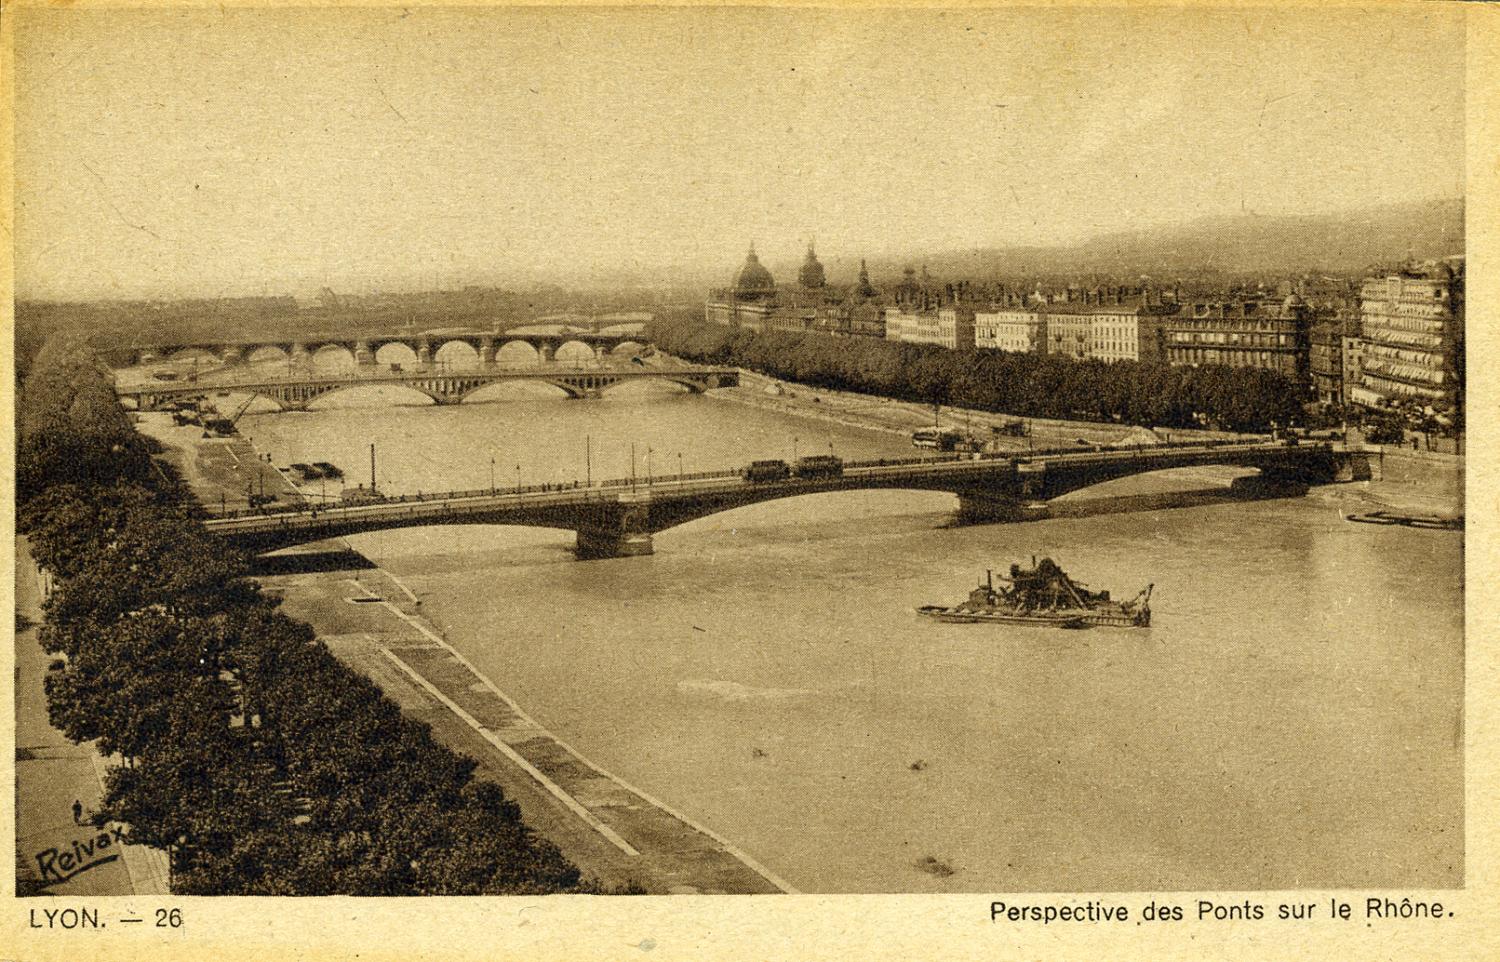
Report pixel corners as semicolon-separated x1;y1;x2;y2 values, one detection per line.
1333;449;1378;482
574;500;655;559
955;491;1045;525
479;337;497;366
354;341;375;366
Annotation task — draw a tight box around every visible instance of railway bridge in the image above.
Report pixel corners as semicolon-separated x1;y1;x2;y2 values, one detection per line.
202;441;1376;559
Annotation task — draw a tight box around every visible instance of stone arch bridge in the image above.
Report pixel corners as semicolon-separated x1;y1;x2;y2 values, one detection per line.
118;328;646;369
120;367;739;412
203;441;1375;559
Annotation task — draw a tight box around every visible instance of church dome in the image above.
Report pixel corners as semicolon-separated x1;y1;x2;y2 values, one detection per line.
798;242;826;289
734;245;777;299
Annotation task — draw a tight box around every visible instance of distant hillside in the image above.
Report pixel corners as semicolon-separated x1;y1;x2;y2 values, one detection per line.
843;197;1464;284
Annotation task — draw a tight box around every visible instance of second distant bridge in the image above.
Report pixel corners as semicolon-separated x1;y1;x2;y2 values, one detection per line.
118;366;741;411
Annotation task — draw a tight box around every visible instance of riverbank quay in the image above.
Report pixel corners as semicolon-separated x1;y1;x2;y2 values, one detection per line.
135;411;305;512
14;538;170;896
701;366;1252;450
139;417;788;893
685;365;1464;518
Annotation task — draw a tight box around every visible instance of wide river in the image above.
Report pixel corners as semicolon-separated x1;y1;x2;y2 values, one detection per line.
240;380;1463;893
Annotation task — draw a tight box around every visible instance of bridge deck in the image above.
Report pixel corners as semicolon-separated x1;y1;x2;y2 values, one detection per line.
117;364;736;394
204;440;1340;542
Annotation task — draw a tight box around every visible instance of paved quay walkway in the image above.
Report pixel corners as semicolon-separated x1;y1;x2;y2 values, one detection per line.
274;563;789;894
14;539;170;896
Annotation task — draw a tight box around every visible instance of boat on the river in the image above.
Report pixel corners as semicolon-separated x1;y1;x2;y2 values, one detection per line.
917;557;1152;629
1346;510;1463;531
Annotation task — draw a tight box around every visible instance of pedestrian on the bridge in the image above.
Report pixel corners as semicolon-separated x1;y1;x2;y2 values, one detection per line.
72;799;83;825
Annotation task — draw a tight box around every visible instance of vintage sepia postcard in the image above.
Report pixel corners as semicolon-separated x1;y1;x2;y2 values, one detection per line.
4;2;1496;960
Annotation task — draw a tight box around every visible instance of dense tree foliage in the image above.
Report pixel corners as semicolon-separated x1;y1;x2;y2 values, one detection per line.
649;316;1307;433
19;339;585;895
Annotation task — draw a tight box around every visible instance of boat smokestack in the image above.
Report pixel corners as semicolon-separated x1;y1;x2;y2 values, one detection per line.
986;569;993;590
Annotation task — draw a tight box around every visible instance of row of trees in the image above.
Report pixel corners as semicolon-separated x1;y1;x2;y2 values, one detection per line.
19;338;587;894
649;315;1307;433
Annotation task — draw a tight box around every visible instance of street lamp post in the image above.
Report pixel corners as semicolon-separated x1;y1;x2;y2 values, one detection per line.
585;435;592;486
630;442;637;489
515;464;521;494
646;447;653;486
678;451;684;484
792;436;799;462
490;458;496;494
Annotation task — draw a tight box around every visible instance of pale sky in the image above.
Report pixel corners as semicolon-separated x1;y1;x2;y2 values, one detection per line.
14;5;1466;300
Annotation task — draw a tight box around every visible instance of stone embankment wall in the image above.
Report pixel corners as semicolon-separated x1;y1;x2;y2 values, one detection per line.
1372;448;1464;511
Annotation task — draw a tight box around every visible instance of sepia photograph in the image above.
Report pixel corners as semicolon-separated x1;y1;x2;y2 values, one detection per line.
7;0;1478;942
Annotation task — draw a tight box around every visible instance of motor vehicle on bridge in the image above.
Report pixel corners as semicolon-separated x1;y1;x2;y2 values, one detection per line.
742;459;791;483
793;455;844;479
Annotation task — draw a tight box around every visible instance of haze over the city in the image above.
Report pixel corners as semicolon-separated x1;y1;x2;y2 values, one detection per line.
14;5;1464;301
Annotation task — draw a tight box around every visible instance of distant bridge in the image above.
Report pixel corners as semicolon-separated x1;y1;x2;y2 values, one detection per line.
116;328;646;369
117;365;740;412
202;441;1375;559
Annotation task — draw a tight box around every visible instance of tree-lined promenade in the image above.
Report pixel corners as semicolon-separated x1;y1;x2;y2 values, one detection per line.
17;338;587;895
649;315;1307;434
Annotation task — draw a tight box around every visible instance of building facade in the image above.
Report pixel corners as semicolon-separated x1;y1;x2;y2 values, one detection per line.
1340;335;1364;408
1163;295;1311;382
974;307;1044;353
1351;260;1464;417
1044;310;1092;360
882;306;974;350
1085;306;1172;363
937;306;976;351
1309;321;1344;406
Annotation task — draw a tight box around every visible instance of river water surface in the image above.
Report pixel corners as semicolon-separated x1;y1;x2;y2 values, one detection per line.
239;381;1463;893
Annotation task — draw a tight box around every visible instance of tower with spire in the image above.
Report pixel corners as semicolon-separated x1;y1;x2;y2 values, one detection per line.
855;258;876;299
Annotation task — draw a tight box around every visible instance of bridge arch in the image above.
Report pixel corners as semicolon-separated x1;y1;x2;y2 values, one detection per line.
654;486;959;537
608;340;646;356
245;344;291;366
1049;461;1261;502
457;380;576;403
303;382;440;410
374;342;420;368
554;340;597;365
164;346;221;366
496;340;542;366
434;340;482;370
310;344;357;373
